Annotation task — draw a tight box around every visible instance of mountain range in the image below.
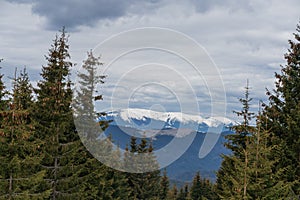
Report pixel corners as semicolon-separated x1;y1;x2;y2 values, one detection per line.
101;108;234;134
99;108;235;183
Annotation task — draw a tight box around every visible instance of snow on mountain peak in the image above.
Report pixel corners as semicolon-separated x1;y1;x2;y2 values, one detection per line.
119;108;204;124
103;108;234;132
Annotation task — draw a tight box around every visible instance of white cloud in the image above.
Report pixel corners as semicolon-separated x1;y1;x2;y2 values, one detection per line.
1;0;300;119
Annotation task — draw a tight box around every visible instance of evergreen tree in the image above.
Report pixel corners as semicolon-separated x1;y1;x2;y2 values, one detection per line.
73;50;108;140
262;22;300;196
124;137;161;200
177;187;187;200
159;169;170;200
0;59;9;131
190;172;202;200
176;184;190;200
33;28;83;199
215;155;238;199
188;173;218;200
216;82;255;199
73;51;130;199
0;59;7;111
216;81;295;199
168;184;178;200
0;68;50;199
246;115;281;199
183;184;190;200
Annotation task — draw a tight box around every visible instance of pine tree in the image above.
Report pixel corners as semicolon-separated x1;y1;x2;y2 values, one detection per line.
168;184;178;200
183;184;190;200
73;50;108;140
123;138;136;199
246;115;280;199
176;184;190;200
124;137;161;199
0;68;50;199
159;169;170;200
0;59;7;111
188;172;218;200
190;172;202;200
73;51;130;199
262;22;300;196
216;82;255;199
216;81;296;199
0;59;9;131
176;187;187;200
215;155;238;199
33;28;83;199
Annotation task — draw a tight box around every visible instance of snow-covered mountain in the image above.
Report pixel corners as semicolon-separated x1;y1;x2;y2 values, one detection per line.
99;108;234;136
98;108;235;182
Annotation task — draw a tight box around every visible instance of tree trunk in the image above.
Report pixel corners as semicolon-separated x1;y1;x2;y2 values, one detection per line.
243;139;248;200
9;172;12;200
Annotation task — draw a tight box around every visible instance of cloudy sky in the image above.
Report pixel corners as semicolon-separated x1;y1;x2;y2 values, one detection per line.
1;0;299;120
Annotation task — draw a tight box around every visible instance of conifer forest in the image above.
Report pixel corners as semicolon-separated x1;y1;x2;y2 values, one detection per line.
0;22;300;200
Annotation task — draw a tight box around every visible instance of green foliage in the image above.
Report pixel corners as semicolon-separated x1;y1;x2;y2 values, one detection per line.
73;50;109;140
190;172;202;199
0;31;165;200
176;187;187;200
190;172;217;200
0;68;50;199
33;27;83;199
167;184;178;200
217;79;299;199
124;137;161;200
262;22;300;196
159;169;170;200
73;50;130;199
1;20;300;200
216;82;255;199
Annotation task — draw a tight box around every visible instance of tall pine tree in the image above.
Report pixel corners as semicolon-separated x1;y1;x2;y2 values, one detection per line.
216;81;255;199
0;68;50;199
33;28;82;199
73;51;129;199
262;22;300;196
217;81;295;199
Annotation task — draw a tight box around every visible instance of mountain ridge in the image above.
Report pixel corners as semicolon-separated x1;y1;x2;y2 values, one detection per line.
97;108;234;182
100;108;235;136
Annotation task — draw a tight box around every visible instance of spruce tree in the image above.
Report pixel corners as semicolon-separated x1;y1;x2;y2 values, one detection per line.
246;116;281;199
183;172;219;200
176;187;187;200
33;28;82;199
190;172;203;200
176;184;190;200
0;59;7;111
216;82;255;199
168;184;178;200
0;68;50;199
73;51;130;199
262;22;300;196
0;60;9;131
216;82;294;199
124;137;161;199
159;169;170;200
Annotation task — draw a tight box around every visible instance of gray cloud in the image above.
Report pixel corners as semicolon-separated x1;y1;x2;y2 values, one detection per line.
4;0;263;31
5;0;162;31
2;0;300;118
33;0;130;30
